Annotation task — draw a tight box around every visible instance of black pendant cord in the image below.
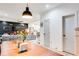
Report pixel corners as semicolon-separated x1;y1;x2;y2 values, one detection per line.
27;3;28;7
26;3;29;11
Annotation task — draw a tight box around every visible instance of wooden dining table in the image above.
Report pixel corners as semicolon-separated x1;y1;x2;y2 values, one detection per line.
1;40;63;56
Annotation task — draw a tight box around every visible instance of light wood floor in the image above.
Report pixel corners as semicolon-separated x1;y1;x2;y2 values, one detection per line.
0;40;63;56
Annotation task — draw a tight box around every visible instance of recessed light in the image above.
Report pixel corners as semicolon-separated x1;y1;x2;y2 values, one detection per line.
4;13;8;17
45;4;50;9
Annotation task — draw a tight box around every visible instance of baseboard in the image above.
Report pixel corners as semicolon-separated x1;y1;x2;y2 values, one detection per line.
35;44;64;55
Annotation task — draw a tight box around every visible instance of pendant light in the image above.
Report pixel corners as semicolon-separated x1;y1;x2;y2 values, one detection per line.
22;3;32;19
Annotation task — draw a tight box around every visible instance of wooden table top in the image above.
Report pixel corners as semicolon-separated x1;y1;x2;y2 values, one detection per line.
1;40;63;56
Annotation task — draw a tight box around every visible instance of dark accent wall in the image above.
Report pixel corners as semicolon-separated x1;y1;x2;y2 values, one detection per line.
0;21;28;36
0;21;4;35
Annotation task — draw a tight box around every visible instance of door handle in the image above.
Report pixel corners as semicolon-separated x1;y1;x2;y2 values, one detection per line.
63;34;66;37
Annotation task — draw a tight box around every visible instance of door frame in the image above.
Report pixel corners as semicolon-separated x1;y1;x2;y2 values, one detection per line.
44;19;50;48
62;12;78;54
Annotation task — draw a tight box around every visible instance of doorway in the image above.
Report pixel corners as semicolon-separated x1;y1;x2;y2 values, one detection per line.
63;14;76;54
44;19;50;48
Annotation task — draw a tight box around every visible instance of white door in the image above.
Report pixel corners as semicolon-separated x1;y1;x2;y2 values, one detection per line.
44;19;50;48
63;15;76;54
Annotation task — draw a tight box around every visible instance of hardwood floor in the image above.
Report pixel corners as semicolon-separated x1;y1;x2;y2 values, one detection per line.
0;40;63;56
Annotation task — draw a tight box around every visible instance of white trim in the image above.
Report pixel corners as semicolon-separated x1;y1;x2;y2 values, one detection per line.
62;12;77;55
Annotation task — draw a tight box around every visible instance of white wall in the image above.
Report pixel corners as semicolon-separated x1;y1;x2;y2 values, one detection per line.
28;20;40;32
40;3;79;51
28;20;40;43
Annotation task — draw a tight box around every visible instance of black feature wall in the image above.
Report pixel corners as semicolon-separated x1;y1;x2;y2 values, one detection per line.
0;21;28;36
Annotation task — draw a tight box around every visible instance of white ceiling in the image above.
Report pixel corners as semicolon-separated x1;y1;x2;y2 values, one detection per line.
0;3;61;23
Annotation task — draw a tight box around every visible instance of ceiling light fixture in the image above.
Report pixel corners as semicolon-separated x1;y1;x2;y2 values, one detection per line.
46;4;50;9
22;3;32;19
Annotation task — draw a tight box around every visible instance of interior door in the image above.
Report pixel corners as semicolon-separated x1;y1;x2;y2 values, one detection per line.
63;15;76;54
44;19;50;48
